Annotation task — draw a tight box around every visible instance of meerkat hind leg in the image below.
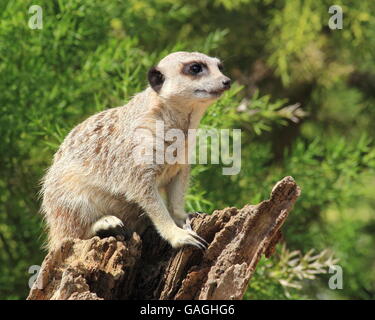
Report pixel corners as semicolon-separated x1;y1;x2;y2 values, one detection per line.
91;215;130;240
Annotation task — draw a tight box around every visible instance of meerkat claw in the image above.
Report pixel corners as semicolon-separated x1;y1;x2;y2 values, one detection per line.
186;237;206;250
182;216;209;249
189;231;209;249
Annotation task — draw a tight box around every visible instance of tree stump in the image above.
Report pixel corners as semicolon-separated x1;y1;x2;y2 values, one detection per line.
27;176;300;300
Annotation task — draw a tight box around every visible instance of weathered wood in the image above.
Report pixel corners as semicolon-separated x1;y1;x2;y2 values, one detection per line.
27;176;300;300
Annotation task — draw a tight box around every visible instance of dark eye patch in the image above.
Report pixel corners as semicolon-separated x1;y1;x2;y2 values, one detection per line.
182;61;207;77
190;63;203;74
218;63;224;71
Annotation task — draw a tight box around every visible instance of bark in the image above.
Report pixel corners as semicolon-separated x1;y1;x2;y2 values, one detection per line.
27;176;300;300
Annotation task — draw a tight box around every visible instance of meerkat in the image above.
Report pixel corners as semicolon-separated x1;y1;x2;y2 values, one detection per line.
41;51;231;251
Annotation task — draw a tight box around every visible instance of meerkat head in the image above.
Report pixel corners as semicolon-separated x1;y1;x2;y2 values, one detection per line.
148;51;231;105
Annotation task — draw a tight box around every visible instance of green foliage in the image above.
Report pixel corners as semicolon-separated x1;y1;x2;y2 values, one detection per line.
247;246;339;299
1;0;374;299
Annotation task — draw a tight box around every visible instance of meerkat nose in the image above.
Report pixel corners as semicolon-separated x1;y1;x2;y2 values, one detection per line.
222;78;231;90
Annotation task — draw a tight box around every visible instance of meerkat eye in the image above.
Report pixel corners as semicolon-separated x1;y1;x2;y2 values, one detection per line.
189;63;203;75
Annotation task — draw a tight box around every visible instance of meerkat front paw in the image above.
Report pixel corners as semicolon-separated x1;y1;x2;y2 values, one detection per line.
167;226;208;250
91;215;130;240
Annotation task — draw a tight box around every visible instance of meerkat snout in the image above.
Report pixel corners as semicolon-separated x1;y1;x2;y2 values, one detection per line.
41;51;230;252
222;78;231;89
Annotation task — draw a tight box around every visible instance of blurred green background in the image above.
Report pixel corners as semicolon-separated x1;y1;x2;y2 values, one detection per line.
1;0;374;299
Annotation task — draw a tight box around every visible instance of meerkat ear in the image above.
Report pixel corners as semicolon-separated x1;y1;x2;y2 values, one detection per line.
148;67;164;93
